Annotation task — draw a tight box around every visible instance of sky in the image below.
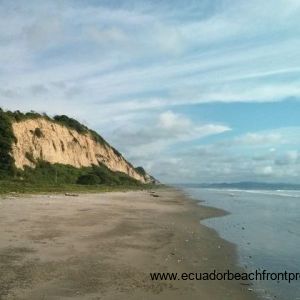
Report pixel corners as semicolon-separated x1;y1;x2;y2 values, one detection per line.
1;0;300;183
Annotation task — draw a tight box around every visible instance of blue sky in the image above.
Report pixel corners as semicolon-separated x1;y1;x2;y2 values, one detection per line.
1;0;300;183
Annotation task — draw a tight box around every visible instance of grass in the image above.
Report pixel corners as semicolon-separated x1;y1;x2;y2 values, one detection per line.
0;180;158;195
0;162;159;195
18;161;143;186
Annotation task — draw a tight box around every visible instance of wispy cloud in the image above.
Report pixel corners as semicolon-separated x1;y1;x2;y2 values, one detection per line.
148;127;300;183
1;0;300;182
109;110;230;160
1;0;300;114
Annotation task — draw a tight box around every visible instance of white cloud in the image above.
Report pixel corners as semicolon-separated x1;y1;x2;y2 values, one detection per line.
144;127;300;183
275;150;300;166
255;166;274;176
109;110;230;160
158;111;190;131
234;133;282;146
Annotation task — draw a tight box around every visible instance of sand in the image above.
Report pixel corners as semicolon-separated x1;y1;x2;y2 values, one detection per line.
0;188;258;300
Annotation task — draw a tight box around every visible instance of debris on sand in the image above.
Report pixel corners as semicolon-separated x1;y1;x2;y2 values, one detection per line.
151;194;159;197
65;193;79;197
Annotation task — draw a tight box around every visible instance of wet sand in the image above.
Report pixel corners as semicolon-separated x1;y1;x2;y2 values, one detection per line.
0;188;258;300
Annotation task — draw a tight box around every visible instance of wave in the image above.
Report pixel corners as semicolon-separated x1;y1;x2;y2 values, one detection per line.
227;189;300;198
198;188;300;198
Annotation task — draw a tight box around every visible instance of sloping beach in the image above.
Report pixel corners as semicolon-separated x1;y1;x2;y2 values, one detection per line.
0;188;257;300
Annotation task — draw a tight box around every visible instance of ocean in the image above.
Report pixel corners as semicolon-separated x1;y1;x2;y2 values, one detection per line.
184;187;300;300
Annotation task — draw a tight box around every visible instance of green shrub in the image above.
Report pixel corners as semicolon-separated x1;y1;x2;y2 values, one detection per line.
91;164;119;184
77;174;101;185
135;166;146;176
54;115;108;146
5;110;50;122
88;129;107;145
53;115;87;134
18;161;143;186
22;161;83;184
91;164;140;186
116;171;140;185
0;109;16;177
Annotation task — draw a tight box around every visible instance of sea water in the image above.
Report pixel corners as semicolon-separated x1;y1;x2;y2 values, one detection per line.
184;187;300;300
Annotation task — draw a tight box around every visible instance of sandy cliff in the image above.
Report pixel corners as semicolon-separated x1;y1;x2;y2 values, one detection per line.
11;118;150;183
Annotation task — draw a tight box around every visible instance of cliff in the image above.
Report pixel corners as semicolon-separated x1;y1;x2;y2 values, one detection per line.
8;115;153;184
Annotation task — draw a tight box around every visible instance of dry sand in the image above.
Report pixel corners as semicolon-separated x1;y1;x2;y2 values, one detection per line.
0;188;258;300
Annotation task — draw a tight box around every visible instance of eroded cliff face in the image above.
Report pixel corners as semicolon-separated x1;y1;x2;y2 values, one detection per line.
11;118;148;183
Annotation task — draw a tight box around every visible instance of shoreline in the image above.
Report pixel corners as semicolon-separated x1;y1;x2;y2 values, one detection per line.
0;188;258;299
167;188;259;299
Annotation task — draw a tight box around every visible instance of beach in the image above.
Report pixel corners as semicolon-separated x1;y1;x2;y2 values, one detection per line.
0;188;257;300
186;187;300;300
